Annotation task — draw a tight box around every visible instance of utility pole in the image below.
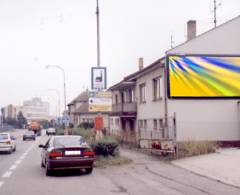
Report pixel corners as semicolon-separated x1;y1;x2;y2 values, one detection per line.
96;0;100;67
45;65;67;114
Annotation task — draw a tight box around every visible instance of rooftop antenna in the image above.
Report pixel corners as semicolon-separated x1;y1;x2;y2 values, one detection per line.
171;34;174;49
213;0;221;28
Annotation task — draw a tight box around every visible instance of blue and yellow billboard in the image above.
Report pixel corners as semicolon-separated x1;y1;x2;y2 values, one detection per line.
167;55;240;98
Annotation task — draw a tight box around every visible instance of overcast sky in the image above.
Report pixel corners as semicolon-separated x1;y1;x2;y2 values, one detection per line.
0;0;239;115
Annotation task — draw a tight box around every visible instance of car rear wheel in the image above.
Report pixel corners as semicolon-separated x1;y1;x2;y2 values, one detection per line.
45;163;52;176
8;148;12;154
85;167;93;174
41;160;45;168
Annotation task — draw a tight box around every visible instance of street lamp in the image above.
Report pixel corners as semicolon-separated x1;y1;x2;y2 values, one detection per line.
47;89;61;118
45;65;67;114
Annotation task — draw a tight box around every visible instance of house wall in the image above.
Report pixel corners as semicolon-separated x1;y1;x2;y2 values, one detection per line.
166;16;240;141
136;66;166;131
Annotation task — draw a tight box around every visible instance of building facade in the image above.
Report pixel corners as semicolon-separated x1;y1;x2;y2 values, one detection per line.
23;97;50;122
1;105;23;120
109;80;137;134
109;16;240;144
165;16;240;142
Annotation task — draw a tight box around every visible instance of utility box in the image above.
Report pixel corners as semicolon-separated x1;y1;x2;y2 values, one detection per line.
94;116;103;130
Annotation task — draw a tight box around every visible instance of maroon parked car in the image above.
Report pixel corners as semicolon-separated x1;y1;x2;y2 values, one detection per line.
39;135;94;176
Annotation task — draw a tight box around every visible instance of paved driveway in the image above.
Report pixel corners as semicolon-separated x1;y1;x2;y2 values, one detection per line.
172;148;240;188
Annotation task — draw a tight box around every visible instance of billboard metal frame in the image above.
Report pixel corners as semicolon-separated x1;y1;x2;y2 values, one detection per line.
166;54;240;99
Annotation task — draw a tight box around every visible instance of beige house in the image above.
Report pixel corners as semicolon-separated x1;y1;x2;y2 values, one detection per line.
109;16;240;145
109;58;171;143
68;90;109;129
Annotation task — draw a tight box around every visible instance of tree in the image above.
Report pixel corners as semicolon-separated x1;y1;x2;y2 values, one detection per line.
17;111;27;128
5;117;18;126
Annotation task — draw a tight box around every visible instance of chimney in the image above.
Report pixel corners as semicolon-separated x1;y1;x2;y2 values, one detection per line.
138;57;144;70
187;20;196;41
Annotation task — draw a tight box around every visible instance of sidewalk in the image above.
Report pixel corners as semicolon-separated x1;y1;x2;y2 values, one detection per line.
172;148;240;187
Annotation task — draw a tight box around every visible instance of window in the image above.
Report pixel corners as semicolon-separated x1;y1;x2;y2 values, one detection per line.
115;118;120;126
110;119;113;126
144;120;147;130
153;119;157;130
121;92;124;103
115;94;118;104
138;120;143;129
128;89;134;103
153;77;163;100
159;119;164;130
139;83;146;103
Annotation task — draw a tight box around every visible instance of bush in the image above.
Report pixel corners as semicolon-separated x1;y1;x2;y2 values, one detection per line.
177;141;218;158
91;136;119;157
72;128;95;143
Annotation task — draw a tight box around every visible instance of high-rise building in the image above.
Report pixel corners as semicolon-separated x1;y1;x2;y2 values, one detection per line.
23;97;50;122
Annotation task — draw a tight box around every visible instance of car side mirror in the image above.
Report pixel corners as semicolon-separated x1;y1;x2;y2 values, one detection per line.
11;136;16;140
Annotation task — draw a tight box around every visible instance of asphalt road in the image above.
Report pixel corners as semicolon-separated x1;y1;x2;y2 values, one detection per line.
0;129;239;195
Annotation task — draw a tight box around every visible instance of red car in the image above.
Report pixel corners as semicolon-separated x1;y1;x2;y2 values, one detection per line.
39;135;94;176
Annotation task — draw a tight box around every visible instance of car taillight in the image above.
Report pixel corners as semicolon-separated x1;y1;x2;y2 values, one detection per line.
48;150;63;158
83;150;95;157
5;141;11;145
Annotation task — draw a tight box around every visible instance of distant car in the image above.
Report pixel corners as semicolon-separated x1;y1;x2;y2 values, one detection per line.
0;133;17;154
23;131;36;141
46;128;56;136
39;135;94;176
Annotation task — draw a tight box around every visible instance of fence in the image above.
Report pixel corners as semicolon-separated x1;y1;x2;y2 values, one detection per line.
138;116;176;141
109;115;176;147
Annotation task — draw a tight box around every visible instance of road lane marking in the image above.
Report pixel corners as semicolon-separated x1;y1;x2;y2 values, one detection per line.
2;171;12;178
20;155;25;160
0;181;4;188
9;165;18;170
15;160;22;165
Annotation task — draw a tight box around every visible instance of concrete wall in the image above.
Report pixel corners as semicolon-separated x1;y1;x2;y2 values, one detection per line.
136;66;165;131
166;16;240;141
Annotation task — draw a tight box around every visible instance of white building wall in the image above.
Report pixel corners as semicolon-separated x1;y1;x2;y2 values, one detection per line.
136;67;165;131
166;16;240;141
23;98;50;121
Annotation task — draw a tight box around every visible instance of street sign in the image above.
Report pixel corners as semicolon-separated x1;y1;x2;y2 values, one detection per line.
62;114;70;125
89;91;112;112
91;67;107;90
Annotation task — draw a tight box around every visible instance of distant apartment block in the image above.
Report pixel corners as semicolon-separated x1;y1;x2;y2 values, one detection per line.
23;97;50;122
1;104;23;120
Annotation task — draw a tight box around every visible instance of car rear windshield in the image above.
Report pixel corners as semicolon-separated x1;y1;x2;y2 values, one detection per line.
53;137;86;147
0;134;9;140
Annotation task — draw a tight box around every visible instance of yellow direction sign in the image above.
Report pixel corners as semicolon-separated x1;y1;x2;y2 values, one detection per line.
89;91;112;112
